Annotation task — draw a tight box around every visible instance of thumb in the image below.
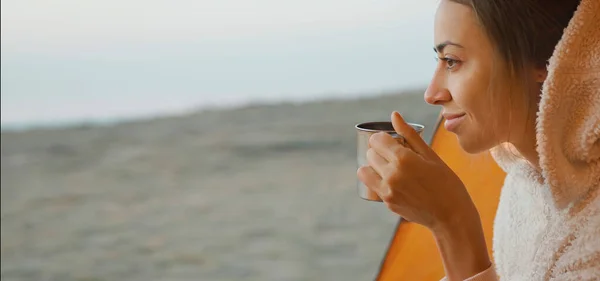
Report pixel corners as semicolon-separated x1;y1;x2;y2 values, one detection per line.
391;111;433;158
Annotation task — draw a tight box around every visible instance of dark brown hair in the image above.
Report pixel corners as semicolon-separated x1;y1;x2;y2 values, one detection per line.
450;0;580;75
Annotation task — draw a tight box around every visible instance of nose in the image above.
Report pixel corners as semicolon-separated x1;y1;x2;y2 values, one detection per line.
424;70;452;105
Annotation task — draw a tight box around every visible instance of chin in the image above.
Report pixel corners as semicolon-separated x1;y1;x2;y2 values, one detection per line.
455;133;492;155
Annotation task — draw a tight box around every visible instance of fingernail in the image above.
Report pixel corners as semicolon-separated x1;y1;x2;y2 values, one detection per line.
393;111;403;120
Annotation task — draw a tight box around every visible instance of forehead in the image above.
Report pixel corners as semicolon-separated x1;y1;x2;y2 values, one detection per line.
434;1;486;50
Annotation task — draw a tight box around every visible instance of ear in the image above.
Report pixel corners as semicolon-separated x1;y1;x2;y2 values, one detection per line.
534;66;548;83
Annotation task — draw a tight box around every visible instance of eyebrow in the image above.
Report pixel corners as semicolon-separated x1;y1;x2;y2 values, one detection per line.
434;41;464;53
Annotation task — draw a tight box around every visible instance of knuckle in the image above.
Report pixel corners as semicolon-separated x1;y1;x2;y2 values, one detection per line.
356;167;364;177
357;166;369;178
383;177;395;187
387;188;396;198
388;172;402;184
369;132;382;144
392;146;405;158
381;193;394;202
366;148;376;159
383;189;403;207
391;153;407;167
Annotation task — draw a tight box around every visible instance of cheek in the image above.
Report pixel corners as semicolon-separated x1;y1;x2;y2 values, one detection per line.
451;75;490;120
457;61;503;123
449;69;507;152
465;87;516;152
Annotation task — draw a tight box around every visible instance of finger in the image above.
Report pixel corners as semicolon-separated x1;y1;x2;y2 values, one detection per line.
391;111;436;159
357;166;385;196
369;132;407;163
366;148;391;178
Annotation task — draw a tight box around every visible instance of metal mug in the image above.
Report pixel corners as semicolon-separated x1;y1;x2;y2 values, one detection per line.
355;121;425;202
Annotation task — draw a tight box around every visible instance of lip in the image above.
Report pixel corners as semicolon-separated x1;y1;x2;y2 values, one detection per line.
442;113;466;120
443;113;466;132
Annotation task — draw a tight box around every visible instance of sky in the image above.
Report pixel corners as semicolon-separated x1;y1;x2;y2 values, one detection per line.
1;0;438;127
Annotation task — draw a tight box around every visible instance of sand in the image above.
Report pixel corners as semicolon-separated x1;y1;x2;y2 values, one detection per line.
1;90;440;281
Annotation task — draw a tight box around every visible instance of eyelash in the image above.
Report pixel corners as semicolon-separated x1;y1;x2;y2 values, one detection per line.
435;57;461;70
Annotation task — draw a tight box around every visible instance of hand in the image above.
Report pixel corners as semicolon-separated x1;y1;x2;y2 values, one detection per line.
357;111;478;231
357;111;491;280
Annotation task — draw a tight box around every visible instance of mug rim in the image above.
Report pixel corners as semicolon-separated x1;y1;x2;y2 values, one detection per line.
355;121;424;133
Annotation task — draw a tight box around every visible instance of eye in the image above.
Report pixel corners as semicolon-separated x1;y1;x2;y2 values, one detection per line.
445;58;458;69
435;56;461;70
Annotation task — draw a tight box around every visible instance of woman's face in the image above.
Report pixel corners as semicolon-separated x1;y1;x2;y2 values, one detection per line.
425;0;534;154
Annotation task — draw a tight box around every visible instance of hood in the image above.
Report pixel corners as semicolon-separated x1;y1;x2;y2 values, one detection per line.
494;0;600;209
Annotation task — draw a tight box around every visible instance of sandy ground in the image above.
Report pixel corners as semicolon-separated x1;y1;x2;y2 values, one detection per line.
1;91;440;281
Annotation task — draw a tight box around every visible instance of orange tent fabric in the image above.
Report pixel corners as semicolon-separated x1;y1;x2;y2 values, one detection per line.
375;116;506;281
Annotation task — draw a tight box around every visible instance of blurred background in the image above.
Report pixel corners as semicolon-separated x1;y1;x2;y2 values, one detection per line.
1;1;440;280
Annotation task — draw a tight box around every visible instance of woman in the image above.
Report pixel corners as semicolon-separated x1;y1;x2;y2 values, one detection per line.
357;0;599;280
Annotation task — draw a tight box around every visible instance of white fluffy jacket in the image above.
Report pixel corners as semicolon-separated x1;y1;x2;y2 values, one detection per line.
449;0;600;280
491;0;600;278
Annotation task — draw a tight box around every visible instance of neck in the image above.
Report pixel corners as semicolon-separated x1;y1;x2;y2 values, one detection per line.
510;86;543;171
510;117;540;171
